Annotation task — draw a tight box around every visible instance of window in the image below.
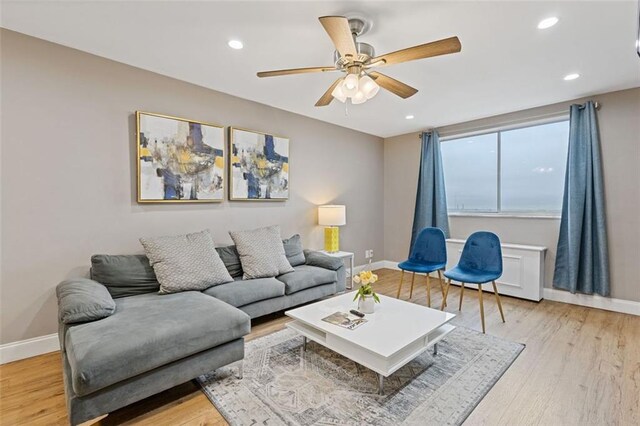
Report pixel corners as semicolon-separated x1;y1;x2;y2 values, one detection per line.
441;120;569;214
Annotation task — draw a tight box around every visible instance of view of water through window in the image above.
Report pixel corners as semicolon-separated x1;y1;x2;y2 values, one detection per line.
441;120;569;214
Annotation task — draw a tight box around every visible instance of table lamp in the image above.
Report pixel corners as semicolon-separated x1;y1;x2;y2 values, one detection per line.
318;205;346;253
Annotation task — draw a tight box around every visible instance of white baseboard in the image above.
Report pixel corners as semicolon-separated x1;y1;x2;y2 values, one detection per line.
352;260;387;275
0;333;59;365
543;288;640;316
374;260;639;316
380;260;401;270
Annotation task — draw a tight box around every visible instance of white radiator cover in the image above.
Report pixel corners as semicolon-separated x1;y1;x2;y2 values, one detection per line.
445;239;547;302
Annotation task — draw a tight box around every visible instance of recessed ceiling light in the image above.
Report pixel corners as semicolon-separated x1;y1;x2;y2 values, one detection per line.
228;40;243;50
405;115;414;120
537;17;559;29
564;73;580;81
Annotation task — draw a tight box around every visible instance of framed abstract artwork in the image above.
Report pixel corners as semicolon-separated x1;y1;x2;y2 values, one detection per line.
136;111;225;203
229;127;290;201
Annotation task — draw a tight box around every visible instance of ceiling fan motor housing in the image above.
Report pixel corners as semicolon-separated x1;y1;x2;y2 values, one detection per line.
333;42;375;70
333;17;374;71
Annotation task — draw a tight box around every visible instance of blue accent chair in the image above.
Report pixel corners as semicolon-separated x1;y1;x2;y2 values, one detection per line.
441;231;505;333
397;227;447;307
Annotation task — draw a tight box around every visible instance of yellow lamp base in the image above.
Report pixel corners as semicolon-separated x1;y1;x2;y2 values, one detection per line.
324;227;340;252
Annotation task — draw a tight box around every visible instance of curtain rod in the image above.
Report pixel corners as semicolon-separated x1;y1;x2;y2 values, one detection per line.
581;101;601;110
418;101;602;139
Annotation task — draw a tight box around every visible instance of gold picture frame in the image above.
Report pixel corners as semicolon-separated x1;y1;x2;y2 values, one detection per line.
136;111;225;203
228;127;290;201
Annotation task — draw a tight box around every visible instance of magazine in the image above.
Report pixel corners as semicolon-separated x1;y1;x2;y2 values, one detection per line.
321;312;368;330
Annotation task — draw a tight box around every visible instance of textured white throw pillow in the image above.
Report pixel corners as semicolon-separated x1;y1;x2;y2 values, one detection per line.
140;230;233;294
229;225;294;279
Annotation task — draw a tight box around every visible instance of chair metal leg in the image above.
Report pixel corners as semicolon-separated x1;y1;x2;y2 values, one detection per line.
492;280;506;323
440;279;451;310
396;270;405;299
409;272;416;298
459;282;465;311
478;283;486;334
437;270;446;307
426;274;431;307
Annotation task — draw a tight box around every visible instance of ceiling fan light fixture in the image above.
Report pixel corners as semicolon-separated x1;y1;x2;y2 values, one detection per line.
351;89;367;105
359;75;380;99
331;81;347;103
342;74;359;96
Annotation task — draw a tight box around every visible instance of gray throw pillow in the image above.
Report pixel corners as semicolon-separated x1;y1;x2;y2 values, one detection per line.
90;254;160;298
229;225;294;279
56;279;116;324
140;230;233;294
304;249;344;271
215;245;243;278
283;234;306;266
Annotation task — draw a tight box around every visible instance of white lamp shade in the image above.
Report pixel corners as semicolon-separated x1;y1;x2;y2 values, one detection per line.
331;82;347;103
318;205;346;226
359;75;380;99
342;74;359;96
351;89;367;104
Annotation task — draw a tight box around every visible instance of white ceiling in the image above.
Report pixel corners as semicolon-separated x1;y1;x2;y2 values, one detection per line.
2;1;639;138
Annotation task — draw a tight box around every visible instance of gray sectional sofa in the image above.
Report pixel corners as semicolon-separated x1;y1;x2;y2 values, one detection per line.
57;242;346;425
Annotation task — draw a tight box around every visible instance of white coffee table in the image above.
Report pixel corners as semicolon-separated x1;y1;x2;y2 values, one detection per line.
285;292;456;394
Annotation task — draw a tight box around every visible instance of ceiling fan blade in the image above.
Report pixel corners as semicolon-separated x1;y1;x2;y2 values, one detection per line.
371;36;461;66
369;72;418;99
315;78;344;107
319;16;357;60
257;66;336;78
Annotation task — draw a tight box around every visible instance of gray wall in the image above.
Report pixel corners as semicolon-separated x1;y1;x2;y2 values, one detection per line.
384;87;640;302
0;30;384;344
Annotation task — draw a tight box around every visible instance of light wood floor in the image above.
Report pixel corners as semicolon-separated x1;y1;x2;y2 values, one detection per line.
1;269;638;425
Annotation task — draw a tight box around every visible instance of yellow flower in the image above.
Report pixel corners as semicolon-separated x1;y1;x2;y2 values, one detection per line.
353;275;361;284
371;274;378;283
362;277;370;285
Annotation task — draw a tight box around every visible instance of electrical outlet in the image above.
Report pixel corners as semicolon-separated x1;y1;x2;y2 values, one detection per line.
365;249;374;259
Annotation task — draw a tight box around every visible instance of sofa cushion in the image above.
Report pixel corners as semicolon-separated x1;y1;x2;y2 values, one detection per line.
90;254;159;298
56;279;116;324
229;225;294;279
203;277;285;307
140;230;233;294
216;245;243;278
276;265;338;295
64;291;250;396
283;234;306;267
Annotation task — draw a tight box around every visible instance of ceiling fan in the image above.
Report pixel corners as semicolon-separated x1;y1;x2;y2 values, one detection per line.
257;16;462;107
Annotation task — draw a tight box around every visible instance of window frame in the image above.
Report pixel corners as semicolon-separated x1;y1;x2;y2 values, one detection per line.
440;115;569;218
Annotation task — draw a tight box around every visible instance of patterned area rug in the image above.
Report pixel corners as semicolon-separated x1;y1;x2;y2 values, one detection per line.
198;327;524;425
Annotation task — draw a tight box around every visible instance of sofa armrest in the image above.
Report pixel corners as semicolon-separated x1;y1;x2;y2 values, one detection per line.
303;250;344;271
56;278;116;324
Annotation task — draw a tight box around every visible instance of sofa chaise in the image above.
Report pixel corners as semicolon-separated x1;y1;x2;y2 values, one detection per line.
57;242;346;425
